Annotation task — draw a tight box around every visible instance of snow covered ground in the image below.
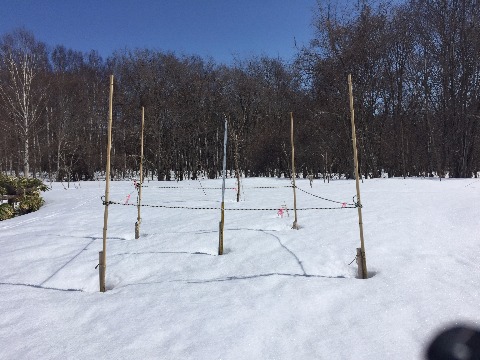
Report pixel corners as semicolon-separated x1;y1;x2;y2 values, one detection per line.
0;177;479;359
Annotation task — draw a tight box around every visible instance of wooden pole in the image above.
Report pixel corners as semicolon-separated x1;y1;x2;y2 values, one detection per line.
356;247;365;279
219;117;228;255
98;251;105;291
290;112;299;229
100;74;114;292
234;132;241;203
135;107;145;239
348;74;368;279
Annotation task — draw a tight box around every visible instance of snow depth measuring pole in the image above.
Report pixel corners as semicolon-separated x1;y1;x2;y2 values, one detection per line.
290;112;299;230
348;74;368;279
135;107;145;239
218;116;228;255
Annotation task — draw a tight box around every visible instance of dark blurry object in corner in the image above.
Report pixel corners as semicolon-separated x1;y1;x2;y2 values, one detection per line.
427;325;480;360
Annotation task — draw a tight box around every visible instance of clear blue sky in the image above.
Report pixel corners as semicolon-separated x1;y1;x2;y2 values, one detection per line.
0;0;319;64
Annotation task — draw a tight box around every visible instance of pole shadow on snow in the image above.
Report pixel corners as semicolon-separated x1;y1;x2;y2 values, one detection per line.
27;226;352;292
185;272;346;284
110;251;215;257
39;237;99;286
0;282;83;292
226;228;307;276
50;234;128;242
139;229;218;237
114;272;347;290
38;234;126;288
112;226;349;289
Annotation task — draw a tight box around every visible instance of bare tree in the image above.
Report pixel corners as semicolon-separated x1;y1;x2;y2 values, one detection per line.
0;29;48;177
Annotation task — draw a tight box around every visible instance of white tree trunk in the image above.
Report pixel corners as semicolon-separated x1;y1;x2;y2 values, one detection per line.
0;30;46;179
24;126;29;177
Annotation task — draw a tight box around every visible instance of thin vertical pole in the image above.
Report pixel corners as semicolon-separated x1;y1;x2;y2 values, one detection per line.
290;112;299;230
234;132;241;203
135;107;145;239
100;74;114;292
348;74;368;279
219;117;228;255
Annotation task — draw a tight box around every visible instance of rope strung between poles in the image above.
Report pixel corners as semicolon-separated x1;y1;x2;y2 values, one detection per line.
152;186;237;190
293;184;356;206
151;185;293;190
245;185;294;189
100;196;357;211
352;195;363;208
138;183;356;203
197;178;207;196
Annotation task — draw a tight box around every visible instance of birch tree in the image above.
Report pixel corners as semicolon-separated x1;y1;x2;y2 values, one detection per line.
0;29;48;177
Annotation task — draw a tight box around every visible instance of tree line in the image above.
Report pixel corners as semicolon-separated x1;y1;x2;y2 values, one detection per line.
1;0;479;181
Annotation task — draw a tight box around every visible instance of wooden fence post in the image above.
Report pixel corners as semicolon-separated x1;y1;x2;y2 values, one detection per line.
348;74;368;279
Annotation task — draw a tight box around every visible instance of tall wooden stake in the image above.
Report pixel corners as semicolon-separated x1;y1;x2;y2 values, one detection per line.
234;132;241;202
219;117;228;255
290;112;299;230
135;107;145;239
348;74;368;279
100;75;114;292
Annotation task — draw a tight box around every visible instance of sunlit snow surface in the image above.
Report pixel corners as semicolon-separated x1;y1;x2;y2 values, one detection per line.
1;177;479;359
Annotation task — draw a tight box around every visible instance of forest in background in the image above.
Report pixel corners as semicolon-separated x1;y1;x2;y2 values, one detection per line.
1;0;480;181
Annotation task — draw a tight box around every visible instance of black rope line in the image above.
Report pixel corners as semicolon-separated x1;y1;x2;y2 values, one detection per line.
352;195;363;208
154;186;236;190
152;185;293;190
293;185;356;206
101;196;356;211
245;185;294;189
197;178;207;196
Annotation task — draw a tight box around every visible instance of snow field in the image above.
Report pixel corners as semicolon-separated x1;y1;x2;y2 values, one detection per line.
0;177;479;359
